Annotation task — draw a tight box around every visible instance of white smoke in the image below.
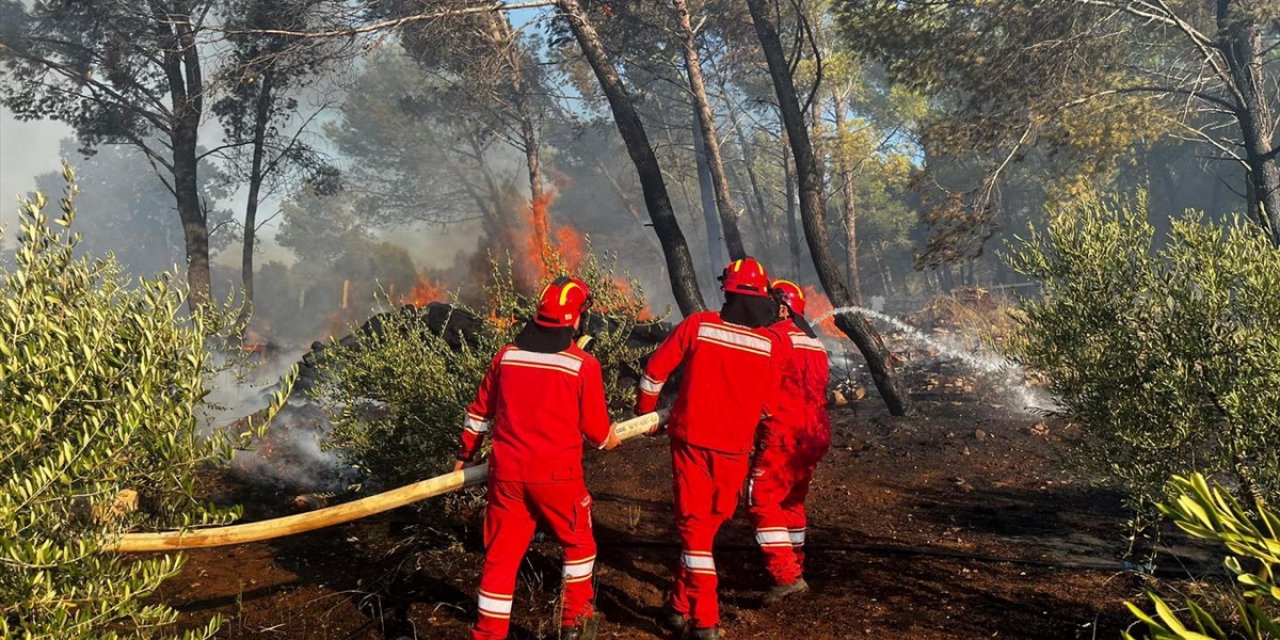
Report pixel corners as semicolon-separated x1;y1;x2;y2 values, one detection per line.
202;348;353;492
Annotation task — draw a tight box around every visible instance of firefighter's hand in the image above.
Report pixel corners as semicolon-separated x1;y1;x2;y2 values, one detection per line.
452;459;471;473
603;429;623;451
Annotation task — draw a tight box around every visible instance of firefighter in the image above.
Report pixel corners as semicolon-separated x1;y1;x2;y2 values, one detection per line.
455;276;622;640
635;258;790;640
748;280;831;603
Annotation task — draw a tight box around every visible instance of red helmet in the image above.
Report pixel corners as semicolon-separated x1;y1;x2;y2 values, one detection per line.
771;279;806;316
534;276;592;328
719;257;770;297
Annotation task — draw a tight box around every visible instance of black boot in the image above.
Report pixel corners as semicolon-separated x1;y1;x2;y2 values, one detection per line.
661;607;689;635
763;577;810;606
691;628;721;640
560;613;599;640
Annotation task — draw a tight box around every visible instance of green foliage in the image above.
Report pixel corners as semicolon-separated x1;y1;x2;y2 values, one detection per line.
1125;474;1280;639
312;251;652;491
1006;195;1280;530
0;165;291;638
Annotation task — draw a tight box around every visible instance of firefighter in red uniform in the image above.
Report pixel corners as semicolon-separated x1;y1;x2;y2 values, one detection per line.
634;258;790;640
456;276;622;640
748;279;832;604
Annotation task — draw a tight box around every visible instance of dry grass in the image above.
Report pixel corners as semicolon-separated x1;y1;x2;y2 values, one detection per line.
905;287;1026;353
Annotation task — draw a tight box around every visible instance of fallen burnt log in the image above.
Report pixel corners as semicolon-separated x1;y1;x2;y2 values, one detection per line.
293;302;671;396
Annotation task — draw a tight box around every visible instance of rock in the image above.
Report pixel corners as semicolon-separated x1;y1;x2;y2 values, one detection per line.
1028;421;1050;437
974;428;988;440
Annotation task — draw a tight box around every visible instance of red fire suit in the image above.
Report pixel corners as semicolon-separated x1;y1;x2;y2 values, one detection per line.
636;311;789;630
748;322;831;586
458;343;612;640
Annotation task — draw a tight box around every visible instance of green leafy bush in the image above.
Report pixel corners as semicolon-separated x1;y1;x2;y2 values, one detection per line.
312;252;654;492
1006;195;1280;530
1125;473;1280;639
0;166;288;639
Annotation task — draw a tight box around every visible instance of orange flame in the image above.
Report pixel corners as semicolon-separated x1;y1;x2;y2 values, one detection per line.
402;275;447;307
528;193;555;279
610;278;655;321
802;285;840;338
553;225;585;270
519;191;653;321
521;192;586;282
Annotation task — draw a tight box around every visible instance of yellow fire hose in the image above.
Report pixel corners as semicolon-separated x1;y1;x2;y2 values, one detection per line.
108;410;666;553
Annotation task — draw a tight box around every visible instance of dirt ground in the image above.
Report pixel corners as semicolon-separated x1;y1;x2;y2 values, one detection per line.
153;364;1175;640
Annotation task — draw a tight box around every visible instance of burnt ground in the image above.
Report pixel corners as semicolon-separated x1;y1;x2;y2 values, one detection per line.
150;364;1205;640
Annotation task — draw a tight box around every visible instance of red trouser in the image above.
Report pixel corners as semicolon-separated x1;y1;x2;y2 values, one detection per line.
472;479;596;640
747;441;827;585
669;440;751;630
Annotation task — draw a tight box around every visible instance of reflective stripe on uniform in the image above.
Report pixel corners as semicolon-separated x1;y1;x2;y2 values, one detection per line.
563;555;596;582
789;529;806;545
755;528;791;546
789;333;826;352
464;414;490;433
477;591;513;618
500;349;584;375
639;374;664;394
681;551;716;573
695;325;773;357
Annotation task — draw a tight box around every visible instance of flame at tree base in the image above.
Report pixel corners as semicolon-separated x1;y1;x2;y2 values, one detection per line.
803;285;840;338
375;191;655;328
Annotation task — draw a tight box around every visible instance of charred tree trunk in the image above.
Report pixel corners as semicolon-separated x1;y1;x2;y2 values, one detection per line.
748;0;910;416
673;0;745;261
238;68;274;328
694;117;726;275
558;0;706;314
1218;0;1280;245
830;89;863;305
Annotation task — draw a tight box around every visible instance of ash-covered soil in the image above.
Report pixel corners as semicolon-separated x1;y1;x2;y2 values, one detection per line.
154;369;1167;640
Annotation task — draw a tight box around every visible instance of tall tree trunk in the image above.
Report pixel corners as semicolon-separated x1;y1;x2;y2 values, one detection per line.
161;13;211;309
558;0;705;315
1218;0;1280;245
748;0;910;416
783;138;802;280
831;88;863;305
496;13;550;260
498;15;544;204
693;117;726;275
673;0;745;261
238;68;274;329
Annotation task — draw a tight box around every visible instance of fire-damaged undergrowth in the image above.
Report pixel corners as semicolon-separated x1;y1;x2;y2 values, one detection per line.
304;251;666;500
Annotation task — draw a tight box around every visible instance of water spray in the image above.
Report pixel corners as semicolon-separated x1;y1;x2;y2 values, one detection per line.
815;305;1057;413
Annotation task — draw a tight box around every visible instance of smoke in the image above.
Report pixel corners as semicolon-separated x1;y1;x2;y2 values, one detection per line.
203;349;353;493
0;110;70;244
228;399;352;493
